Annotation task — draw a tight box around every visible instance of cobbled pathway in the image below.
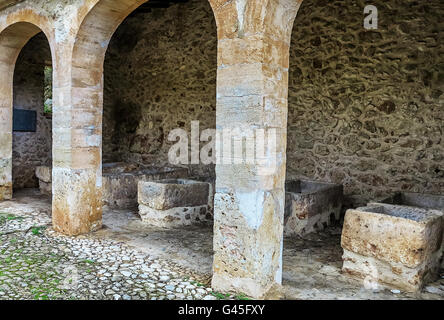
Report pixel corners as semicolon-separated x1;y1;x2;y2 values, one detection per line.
0;211;228;300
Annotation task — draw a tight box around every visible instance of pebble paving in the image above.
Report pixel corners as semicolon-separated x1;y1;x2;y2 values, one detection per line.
0;211;225;300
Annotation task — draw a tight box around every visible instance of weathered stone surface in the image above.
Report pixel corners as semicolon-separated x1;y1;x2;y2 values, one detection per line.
284;179;343;236
103;165;189;209
375;192;444;212
138;179;210;226
287;0;444;207
138;204;209;227
341;204;444;291
138;179;209;210
189;176;215;217
35;165;51;183
371;192;444;269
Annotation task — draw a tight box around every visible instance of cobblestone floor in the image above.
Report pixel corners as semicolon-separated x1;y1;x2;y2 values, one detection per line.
0;192;227;300
0;189;443;300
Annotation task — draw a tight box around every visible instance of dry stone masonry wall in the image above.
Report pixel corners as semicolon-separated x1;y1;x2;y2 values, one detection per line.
103;0;217;178
101;0;443;208
287;0;443;206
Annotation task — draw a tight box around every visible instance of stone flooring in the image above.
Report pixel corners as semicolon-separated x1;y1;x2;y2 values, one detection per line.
0;189;443;300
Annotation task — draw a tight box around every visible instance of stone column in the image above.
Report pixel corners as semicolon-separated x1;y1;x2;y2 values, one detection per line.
210;0;300;298
51;0;147;235
51;51;103;236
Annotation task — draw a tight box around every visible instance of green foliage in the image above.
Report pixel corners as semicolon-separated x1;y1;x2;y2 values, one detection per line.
234;293;251;300
210;291;231;299
31;226;46;236
43;66;53;114
0;213;23;225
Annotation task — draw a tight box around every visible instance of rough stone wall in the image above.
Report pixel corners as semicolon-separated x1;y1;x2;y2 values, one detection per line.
12;33;52;189
103;0;217;178
287;0;444;206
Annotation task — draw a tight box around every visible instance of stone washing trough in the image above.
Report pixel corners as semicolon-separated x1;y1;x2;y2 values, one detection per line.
368;191;444;269
138;179;211;227
35;163;189;209
341;203;444;292
102;163;189;209
372;191;444;211
284;179;343;236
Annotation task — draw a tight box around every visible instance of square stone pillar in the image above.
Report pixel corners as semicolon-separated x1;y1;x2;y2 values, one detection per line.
211;32;291;298
51;67;103;235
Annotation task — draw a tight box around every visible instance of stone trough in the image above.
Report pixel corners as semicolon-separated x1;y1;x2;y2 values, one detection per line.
35;163;189;209
369;191;444;269
284;179;343;236
341;203;444;292
373;191;444;211
138;179;211;227
102;162;189;209
35;166;52;196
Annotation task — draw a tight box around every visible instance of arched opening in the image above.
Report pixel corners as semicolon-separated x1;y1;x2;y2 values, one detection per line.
13;33;52;199
102;0;217;209
101;0;217;273
54;0;218;256
0;22;53;202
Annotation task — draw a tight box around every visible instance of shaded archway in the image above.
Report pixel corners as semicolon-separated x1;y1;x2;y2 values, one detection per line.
0;21;54;200
54;0;220;234
58;0;303;299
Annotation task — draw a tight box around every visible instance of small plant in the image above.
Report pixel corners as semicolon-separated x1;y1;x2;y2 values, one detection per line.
235;293;251;300
82;259;95;264
190;280;205;287
31;226;46;236
211;291;231;300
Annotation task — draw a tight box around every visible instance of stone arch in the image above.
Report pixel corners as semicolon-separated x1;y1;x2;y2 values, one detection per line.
0;20;55;200
53;0;219;235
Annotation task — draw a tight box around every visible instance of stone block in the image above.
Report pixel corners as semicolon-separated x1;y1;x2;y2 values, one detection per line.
370;191;444;269
138;179;211;227
373;192;444;212
188;176;215;218
341;203;444;292
284;179;343;236
34;163;189;208
103;165;189;209
35;165;52;195
35;165;51;183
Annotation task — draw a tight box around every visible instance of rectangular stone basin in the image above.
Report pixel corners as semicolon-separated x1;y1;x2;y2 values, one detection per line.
102;165;189;209
284;179;343;236
341;203;444;292
35;163;189;209
188;176;215;218
372;192;444;211
369;191;444;269
138;179;211;227
35;166;52;196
